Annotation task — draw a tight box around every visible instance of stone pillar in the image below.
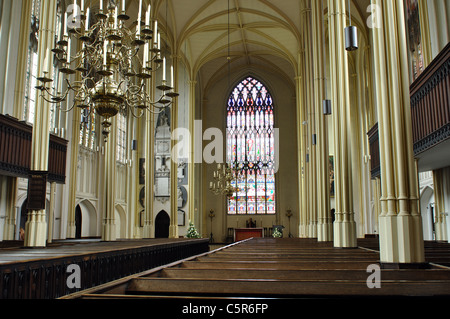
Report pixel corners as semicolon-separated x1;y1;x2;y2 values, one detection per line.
102;117;117;241
24;0;58;248
433;169;448;241
2;176;17;240
312;0;332;242
169;56;179;239
188;80;197;224
143;67;156;238
371;0;425;264
47;182;56;243
327;0;357;248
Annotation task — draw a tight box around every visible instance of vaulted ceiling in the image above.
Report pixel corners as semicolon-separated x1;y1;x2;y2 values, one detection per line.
151;0;372;90
91;0;373;90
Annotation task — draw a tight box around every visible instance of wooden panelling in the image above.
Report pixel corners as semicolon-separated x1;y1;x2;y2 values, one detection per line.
410;42;450;155
0;114;68;184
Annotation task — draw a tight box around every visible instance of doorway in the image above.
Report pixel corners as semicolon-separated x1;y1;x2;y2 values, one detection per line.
75;205;82;239
155;210;170;238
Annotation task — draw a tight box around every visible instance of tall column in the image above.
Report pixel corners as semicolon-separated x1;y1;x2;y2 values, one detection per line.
24;0;58;247
417;0;433;67
188;80;197;224
143;66;156;238
327;0;357;248
300;0;317;238
47;182;56;243
102;117;117;241
371;0;425;264
312;0;332;241
13;0;33;120
295;53;307;238
433;169;448;241
169;56;179;238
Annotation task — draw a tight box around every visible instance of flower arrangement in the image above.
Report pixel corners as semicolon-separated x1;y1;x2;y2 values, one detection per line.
272;228;282;238
186;221;201;239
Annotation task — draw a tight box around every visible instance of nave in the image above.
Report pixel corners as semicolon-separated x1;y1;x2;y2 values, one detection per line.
64;238;450;299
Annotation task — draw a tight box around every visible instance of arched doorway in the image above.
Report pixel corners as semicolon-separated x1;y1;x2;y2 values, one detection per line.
75;205;82;239
155;210;170;238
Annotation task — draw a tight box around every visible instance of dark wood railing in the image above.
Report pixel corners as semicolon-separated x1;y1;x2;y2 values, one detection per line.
0;114;68;184
410;42;450;155
0;239;210;299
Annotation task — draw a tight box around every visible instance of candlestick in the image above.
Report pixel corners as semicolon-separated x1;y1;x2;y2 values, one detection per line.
85;7;90;28
154;21;158;44
122;0;126;12
157;32;161;50
103;41;107;66
67;38;71;64
100;0;103;11
171;65;174;88
162;56;166;81
114;6;118;29
64;12;68;36
145;4;150;26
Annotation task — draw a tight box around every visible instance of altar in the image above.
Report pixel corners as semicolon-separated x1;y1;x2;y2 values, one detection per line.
234;228;264;242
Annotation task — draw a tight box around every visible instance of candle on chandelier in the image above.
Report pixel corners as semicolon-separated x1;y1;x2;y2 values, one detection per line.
154;20;158;45
67;37;71;64
80;0;84;12
162;56;166;81
157;33;161;50
85;7;90;28
114;6;118;29
145;4;150;26
100;0;103;11
64;12;68;36
137;0;142;35
43;47;49;73
103;41;108;66
122;0;126;12
143;42;149;67
171;65;174;88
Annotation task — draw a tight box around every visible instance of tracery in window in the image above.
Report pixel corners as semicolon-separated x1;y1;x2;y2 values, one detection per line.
116;111;127;163
23;0;40;124
226;77;276;215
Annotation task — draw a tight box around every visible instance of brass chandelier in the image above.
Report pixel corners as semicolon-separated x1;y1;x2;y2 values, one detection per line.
209;163;238;198
36;0;178;142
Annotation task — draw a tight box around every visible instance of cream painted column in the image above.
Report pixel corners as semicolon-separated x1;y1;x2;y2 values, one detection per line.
143;71;156;238
47;182;56;243
24;0;58;248
169;56;179;239
13;0;33;120
418;0;433;67
312;0;332;242
301;0;317;238
327;0;357;248
371;0;425;264
102;117;117;241
433;169;448;241
188;80;197;224
295;53;308;238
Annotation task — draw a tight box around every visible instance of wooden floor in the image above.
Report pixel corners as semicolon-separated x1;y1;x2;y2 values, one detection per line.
64;238;450;299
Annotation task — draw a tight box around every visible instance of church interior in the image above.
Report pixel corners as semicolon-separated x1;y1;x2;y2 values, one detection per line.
0;0;450;302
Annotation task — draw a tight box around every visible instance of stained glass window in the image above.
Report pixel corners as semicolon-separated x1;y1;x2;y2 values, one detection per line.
227;77;276;215
116;111;127;163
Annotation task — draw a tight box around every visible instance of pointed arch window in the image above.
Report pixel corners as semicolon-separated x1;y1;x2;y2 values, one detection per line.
226;77;276;215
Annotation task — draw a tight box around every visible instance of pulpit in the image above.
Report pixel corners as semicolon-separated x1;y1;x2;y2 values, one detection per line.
234;228;264;242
